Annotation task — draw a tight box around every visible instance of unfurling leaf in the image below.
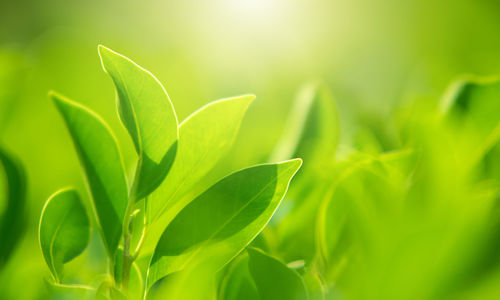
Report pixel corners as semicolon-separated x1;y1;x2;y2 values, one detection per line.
147;159;302;289
99;45;178;200
51;92;128;255
39;188;90;282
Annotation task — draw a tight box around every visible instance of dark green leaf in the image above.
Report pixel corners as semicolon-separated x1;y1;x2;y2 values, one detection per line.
51;92;128;255
0;148;26;267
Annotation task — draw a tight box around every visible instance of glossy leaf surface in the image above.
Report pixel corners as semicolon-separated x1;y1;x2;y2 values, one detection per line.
39;189;90;282
52;92;128;255
147;95;254;222
147;159;302;288
99;45;178;199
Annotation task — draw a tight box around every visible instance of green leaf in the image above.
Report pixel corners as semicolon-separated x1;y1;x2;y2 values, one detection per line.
247;248;308;300
0;148;26;268
51;92;128;255
269;84;339;263
45;281;95;299
270;83;339;168
147;159;302;289
302;270;326;300
94;280;127;300
440;78;500;161
219;254;259;300
317;154;406;283
142;95;255;256
98;45;178;199
147;95;255;223
39;188;90;282
147;258;220;300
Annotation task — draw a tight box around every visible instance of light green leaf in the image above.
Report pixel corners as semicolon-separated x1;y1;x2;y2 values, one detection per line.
39;188;90;282
147;257;220;300
0;148;26;268
248;248;308;300
302;270;326;300
46;282;95;300
317;154;406;283
51;92;128;255
269;84;339;263
98;45;178;200
147;159;302;289
219;254;259;300
148;95;255;222
95;280;114;300
270;83;339;169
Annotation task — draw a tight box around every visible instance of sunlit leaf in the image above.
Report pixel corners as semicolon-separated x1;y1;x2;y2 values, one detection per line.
39;188;90;282
0;148;26;268
147;159;302;289
147;257;220;300
147;95;254;223
99;45;178;200
51;92;128;255
247;248;308;300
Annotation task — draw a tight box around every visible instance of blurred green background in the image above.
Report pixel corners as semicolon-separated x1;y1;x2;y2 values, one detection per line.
2;0;500;298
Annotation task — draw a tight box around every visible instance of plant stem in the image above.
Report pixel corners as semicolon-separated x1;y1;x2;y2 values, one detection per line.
121;158;148;291
121;184;137;291
121;202;134;290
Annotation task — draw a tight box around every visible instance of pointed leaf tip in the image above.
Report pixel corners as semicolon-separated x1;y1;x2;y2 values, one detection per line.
147;159;302;288
99;46;178;199
51;92;128;255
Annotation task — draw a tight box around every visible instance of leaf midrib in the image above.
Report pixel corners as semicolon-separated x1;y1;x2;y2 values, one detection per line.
150;163;296;283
